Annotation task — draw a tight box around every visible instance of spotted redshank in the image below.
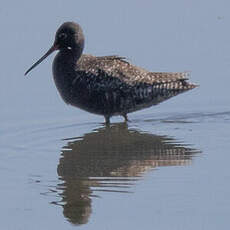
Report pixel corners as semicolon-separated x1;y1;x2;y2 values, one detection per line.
25;22;197;123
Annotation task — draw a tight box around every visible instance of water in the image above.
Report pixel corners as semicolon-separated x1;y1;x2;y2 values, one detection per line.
1;0;230;229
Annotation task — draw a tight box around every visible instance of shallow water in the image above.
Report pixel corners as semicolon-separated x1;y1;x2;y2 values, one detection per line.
1;110;230;229
1;0;230;229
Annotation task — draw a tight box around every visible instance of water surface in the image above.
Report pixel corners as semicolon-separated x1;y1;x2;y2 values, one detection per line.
1;0;230;229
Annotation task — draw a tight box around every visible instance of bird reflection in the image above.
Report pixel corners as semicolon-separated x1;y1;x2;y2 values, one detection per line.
56;123;199;225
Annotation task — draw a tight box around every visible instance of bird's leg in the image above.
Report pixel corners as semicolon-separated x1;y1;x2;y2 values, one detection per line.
122;113;128;122
104;115;110;125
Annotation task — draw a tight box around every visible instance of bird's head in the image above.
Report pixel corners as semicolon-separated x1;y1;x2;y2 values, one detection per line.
25;22;84;76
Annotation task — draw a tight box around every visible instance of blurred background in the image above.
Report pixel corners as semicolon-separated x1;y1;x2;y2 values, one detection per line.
0;0;230;229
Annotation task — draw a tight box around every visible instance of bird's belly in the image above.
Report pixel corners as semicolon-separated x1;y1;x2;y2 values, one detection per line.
53;68;187;117
54;79;159;116
68;87;153;116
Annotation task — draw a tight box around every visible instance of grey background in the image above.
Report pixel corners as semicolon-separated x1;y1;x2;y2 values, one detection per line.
0;0;230;229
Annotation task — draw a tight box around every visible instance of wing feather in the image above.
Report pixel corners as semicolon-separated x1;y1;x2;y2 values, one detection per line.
75;54;197;90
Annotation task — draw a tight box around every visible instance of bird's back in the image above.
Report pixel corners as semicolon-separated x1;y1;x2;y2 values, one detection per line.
66;54;197;116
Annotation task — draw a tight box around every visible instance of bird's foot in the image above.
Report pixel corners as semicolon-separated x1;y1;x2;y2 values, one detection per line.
104;115;111;125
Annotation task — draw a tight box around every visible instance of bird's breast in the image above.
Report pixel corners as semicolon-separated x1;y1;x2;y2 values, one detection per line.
52;53;77;104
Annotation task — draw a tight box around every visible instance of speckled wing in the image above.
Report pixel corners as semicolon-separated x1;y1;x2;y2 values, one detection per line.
74;55;197;114
77;55;197;90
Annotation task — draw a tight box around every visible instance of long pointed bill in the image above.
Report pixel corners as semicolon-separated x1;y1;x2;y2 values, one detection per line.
25;45;58;76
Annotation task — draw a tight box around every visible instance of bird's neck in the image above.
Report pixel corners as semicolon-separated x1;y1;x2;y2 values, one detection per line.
60;46;83;64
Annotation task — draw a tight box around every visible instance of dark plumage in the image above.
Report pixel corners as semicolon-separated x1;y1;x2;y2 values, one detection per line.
25;22;197;123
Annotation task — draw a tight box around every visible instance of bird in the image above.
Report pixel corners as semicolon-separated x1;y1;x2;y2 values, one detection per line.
25;22;197;124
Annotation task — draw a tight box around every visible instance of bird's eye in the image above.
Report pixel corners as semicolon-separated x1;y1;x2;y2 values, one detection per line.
58;33;67;39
